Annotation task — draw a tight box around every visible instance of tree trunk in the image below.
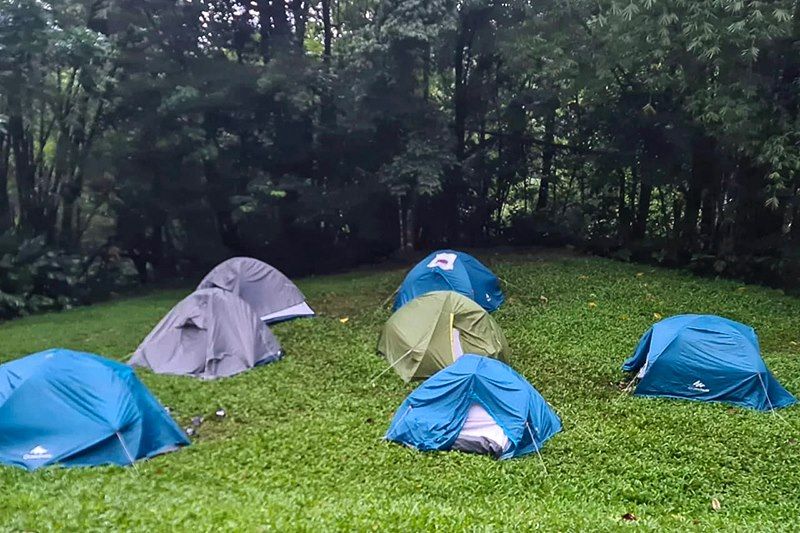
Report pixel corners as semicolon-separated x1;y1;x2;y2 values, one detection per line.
536;99;557;210
397;196;405;249
397;194;415;250
633;177;652;240
322;0;332;62
257;0;272;62
617;169;630;240
404;194;415;250
447;19;470;241
291;0;307;50
60;195;77;248
0;136;11;232
731;160;782;254
681;136;713;250
8;114;37;234
699;175;720;252
257;0;293;62
203;158;242;251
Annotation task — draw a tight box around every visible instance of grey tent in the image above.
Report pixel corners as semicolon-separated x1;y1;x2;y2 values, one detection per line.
197;257;314;324
130;288;282;379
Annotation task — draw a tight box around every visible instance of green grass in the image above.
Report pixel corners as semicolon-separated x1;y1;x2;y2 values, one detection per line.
2;250;800;531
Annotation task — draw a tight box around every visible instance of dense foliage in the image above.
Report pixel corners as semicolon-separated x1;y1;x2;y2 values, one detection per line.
1;0;800;294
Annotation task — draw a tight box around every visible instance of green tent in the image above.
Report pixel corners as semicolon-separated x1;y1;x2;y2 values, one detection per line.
377;291;510;382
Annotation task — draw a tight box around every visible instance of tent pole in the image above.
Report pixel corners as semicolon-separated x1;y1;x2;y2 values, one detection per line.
381;405;414;441
753;374;800;438
381;285;400;308
525;422;548;476
449;313;456;359
756;373;776;414
369;342;422;384
611;376;638;404
498;275;522;290
116;431;140;474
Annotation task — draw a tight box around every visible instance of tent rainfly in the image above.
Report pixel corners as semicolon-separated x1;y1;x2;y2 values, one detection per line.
130;288;282;379
394;250;505;313
378;291;509;382
623;314;796;411
197;257;314;324
0;349;188;471
385;355;561;459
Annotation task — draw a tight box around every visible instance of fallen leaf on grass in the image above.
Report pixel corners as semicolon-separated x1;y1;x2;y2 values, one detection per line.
636;272;644;277
653;312;663;320
711;498;721;511
621;512;637;521
339;317;349;323
539;295;549;304
588;302;597;309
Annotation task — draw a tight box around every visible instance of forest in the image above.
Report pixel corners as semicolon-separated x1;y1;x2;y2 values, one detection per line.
1;0;799;317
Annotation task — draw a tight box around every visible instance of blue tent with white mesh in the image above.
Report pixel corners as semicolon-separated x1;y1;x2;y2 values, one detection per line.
623;314;796;411
0;349;189;471
385;355;561;459
394;250;504;312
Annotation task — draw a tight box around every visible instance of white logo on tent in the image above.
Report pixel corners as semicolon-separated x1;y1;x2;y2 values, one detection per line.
485;293;492;301
427;253;457;271
689;380;710;393
23;445;52;460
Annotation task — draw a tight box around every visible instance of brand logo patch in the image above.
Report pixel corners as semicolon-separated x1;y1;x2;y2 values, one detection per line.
427;253;457;271
689;380;710;393
23;445;52;460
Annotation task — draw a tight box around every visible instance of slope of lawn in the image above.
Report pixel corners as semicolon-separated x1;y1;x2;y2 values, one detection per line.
2;249;800;531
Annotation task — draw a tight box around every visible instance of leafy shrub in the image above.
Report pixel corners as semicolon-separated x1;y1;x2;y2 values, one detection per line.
0;234;139;320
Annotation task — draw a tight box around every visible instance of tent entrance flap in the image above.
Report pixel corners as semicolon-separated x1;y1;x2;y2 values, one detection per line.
452;403;509;457
259;301;315;323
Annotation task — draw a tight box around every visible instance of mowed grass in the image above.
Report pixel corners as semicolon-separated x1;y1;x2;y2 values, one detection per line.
2;250;800;531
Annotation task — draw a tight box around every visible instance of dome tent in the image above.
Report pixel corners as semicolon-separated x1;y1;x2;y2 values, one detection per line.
378;291;509;382
394;250;504;313
198;257;314;324
130;288;282;379
0;349;188;471
385;355;561;459
623;314;796;411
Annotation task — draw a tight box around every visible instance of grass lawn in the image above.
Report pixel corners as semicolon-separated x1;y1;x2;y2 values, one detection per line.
2;250;800;531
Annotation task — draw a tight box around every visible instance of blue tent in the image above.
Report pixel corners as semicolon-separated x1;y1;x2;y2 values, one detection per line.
0;349;189;471
623;315;796;411
385;355;561;459
394;250;504;312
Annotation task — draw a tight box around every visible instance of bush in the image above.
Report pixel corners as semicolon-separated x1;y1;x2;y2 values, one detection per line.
0;234;139;320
